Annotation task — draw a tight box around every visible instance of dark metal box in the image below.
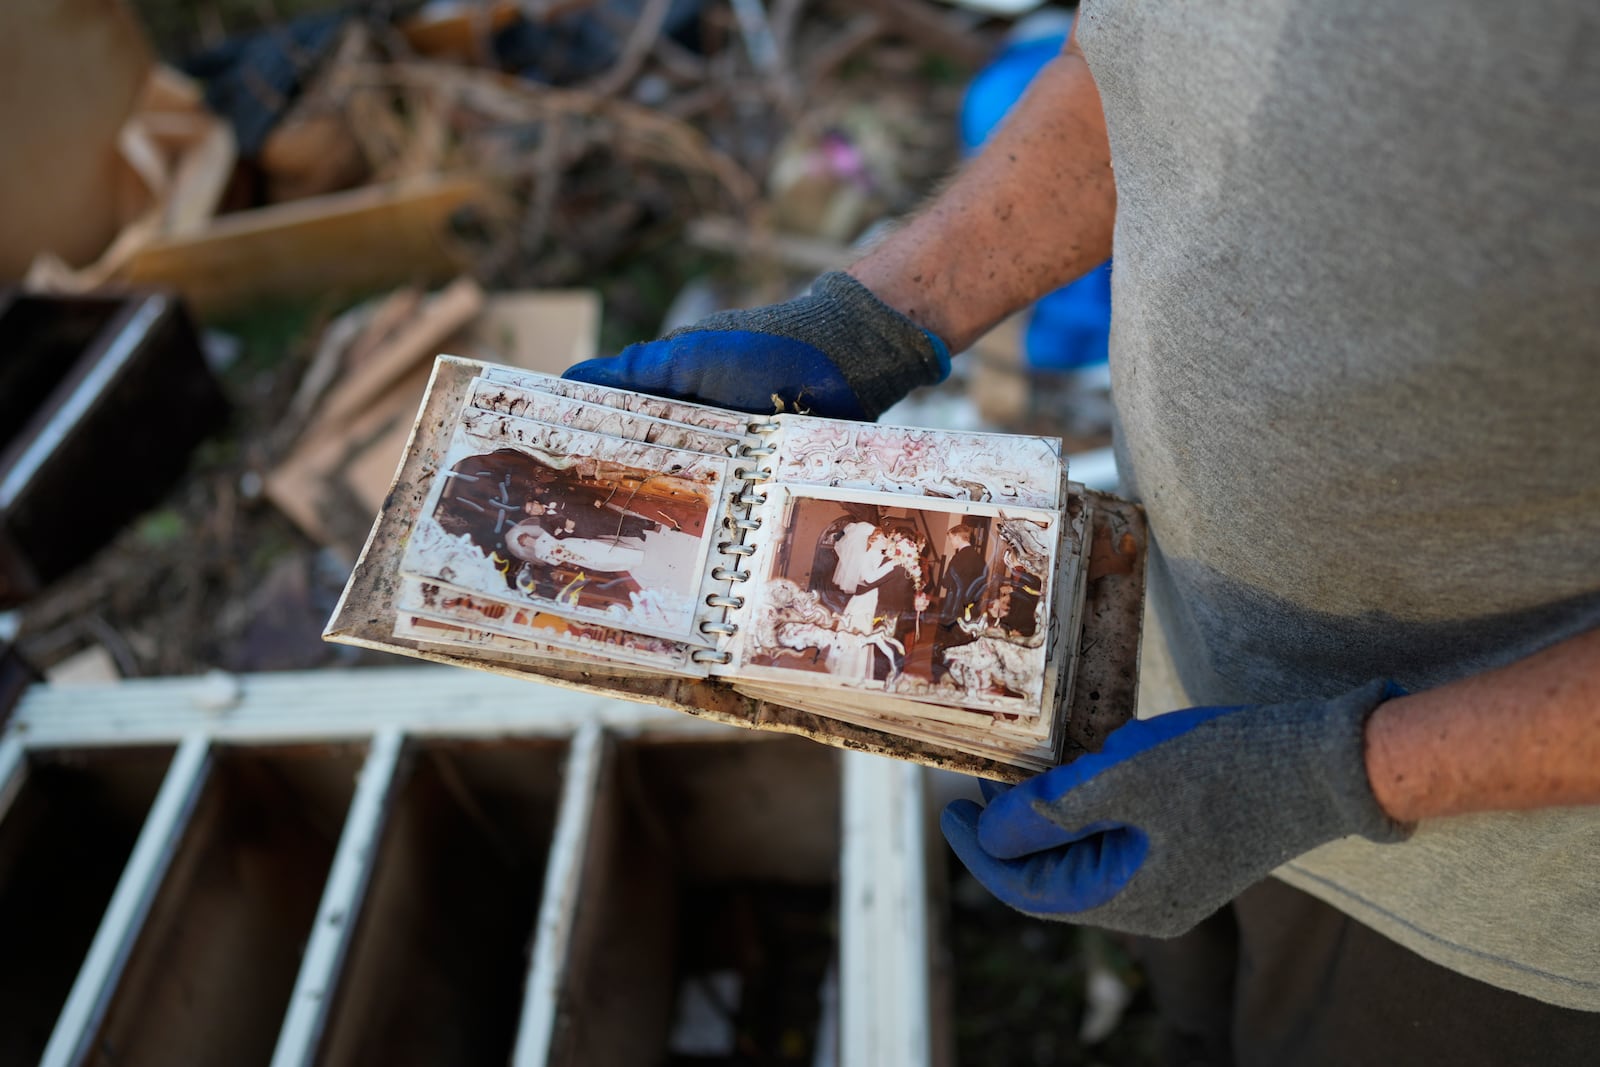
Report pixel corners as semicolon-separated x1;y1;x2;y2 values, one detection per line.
0;290;228;608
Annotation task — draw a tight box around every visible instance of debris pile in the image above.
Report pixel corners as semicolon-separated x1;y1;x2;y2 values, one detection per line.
24;0;991;312
6;0;1008;681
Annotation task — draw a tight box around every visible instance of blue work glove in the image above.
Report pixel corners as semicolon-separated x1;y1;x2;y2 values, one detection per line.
563;272;951;421
941;678;1413;937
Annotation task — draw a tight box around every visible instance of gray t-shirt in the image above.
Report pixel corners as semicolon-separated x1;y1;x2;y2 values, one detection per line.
1078;0;1600;1009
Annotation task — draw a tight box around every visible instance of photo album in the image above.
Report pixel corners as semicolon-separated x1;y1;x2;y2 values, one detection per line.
325;356;1148;780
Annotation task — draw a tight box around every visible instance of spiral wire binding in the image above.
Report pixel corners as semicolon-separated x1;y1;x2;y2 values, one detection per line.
691;420;780;664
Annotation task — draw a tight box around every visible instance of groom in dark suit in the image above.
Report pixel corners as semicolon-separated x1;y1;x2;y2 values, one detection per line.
932;522;988;684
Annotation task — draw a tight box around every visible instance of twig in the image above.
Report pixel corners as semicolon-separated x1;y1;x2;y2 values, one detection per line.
585;0;674;97
651;35;709;83
688;215;853;274
850;0;995;68
662;82;730;122
358;62;762;208
771;0;806;60
805;13;885;83
518;114;566;259
82;615;142;678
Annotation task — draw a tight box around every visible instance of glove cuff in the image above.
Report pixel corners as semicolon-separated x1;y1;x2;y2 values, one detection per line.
659;271;951;420
808;272;952;419
1319;678;1414;844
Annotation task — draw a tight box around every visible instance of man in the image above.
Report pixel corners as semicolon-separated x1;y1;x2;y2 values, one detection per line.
565;2;1599;1061
932;522;988;684
521;489;658;542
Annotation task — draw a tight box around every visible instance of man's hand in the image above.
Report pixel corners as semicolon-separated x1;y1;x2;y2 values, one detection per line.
941;679;1411;937
562;272;950;421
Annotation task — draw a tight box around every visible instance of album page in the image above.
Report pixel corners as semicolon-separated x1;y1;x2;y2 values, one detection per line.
464;375;745;457
722;484;1065;717
747;491;1091;730
395;576;703;674
762;414;1068;509
479;365;753;435
398;402;736;646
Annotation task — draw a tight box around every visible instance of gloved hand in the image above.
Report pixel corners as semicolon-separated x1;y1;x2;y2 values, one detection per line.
940;678;1413;937
562;272;951;421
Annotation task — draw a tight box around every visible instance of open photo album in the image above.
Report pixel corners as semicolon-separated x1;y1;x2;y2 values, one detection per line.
326;356;1148;779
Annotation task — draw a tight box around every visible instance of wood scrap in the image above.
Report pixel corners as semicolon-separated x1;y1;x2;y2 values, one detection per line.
267;275;487;545
342;410;421;516
22;64;235;293
278;300;383;444
315;276;485;427
347;287;427;368
266;362;436;547
120;176;497;318
163;125;237;236
265;284;602;549
0;0;151;280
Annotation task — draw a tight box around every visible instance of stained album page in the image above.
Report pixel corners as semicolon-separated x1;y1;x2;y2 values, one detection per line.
731;681;1061;771
399;404;734;645
768;416;1067;508
725;484;1062;716
478;364;753;435
396;576;702;674
465;376;742;457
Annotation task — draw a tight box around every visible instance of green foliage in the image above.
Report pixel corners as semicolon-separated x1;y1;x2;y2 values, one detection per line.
133;509;187;548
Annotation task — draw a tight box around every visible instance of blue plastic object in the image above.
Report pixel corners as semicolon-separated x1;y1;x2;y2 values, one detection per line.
960;29;1111;371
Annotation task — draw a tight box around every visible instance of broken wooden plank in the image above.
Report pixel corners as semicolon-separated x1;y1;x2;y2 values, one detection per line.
121;176;495;318
262;277;483;544
264;286;601;549
265;363;434;549
270;729;406;1067
509;722;608;1067
315;276;484;428
0;0;151;279
38;736;213;1067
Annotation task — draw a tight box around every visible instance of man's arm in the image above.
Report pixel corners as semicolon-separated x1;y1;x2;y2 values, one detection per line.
939;634;1600;937
851;29;1116;352
563;31;1114;417
1367;628;1600;821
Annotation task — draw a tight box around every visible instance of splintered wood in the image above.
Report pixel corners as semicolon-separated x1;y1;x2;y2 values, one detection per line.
267;281;601;551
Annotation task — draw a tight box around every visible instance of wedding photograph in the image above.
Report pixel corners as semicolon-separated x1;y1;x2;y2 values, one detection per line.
737;489;1059;712
401;415;727;641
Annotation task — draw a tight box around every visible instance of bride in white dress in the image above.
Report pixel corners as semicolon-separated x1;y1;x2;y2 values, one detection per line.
826;522;897;680
505;520;644;574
